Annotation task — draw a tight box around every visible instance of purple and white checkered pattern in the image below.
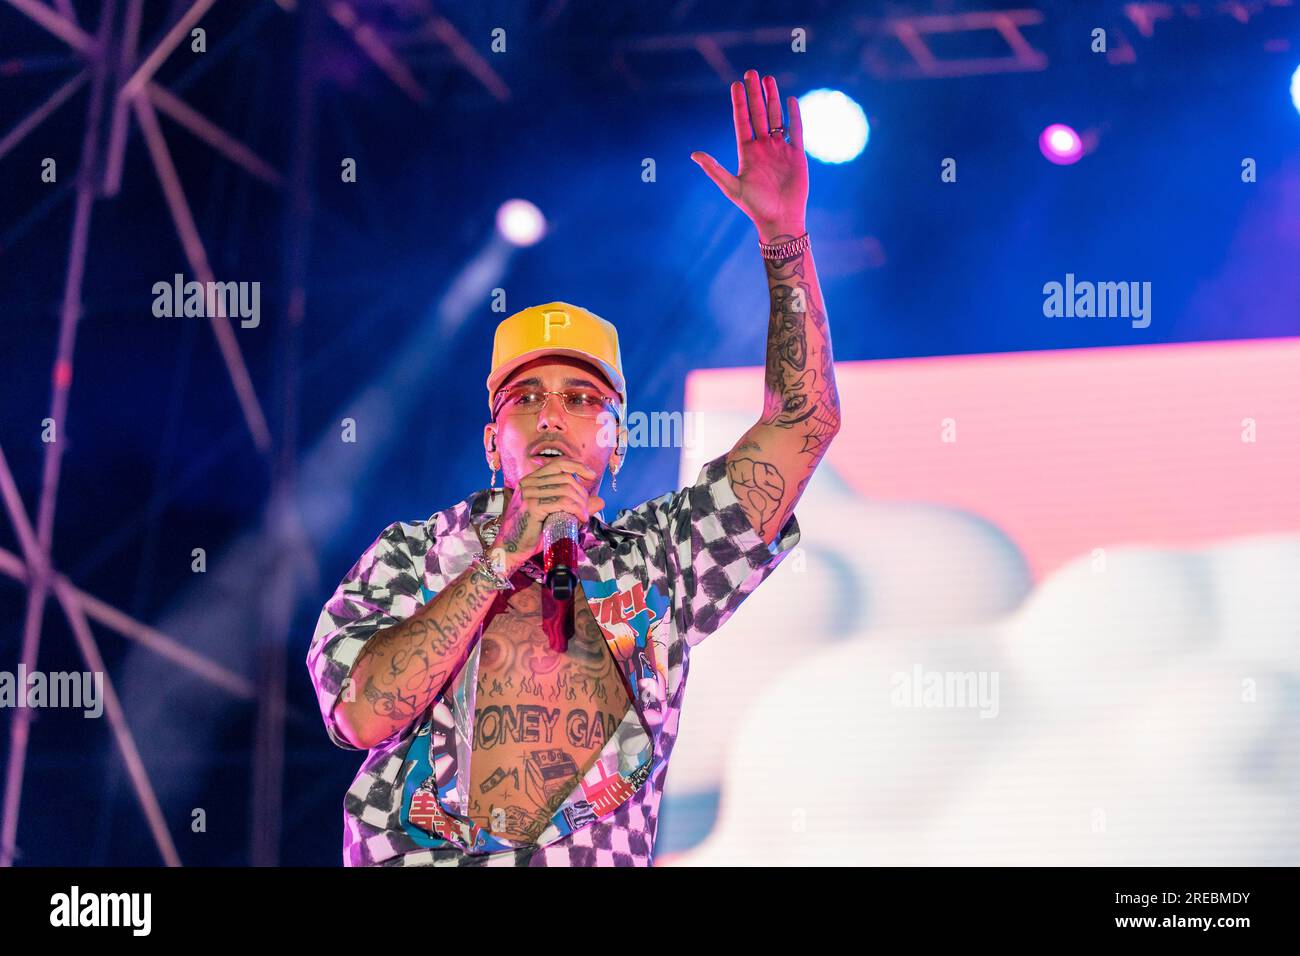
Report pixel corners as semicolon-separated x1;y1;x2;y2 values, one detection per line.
307;451;799;866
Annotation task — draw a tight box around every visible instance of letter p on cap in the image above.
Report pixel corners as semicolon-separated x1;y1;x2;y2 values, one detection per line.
541;309;571;341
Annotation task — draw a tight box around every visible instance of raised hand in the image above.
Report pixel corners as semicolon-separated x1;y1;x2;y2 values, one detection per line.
691;69;809;243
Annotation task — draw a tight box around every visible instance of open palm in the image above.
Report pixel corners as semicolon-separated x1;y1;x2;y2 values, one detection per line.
691;69;809;241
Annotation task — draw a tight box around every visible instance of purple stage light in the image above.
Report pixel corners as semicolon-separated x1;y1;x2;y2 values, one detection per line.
1039;123;1084;165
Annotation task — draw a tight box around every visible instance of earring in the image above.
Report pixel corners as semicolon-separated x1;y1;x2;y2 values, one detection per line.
489;464;498;488
610;469;618;492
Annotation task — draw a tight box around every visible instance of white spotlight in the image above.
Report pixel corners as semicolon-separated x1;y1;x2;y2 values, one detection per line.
496;199;546;247
797;89;869;164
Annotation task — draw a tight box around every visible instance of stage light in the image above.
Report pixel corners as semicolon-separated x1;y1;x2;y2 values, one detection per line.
496;199;546;246
797;89;869;164
1291;63;1300;116
1039;123;1083;165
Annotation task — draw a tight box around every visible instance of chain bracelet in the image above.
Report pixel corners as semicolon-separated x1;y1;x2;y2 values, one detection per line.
759;231;810;260
469;552;514;591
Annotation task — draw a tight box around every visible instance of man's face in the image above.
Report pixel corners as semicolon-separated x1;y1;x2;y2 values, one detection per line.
484;356;623;493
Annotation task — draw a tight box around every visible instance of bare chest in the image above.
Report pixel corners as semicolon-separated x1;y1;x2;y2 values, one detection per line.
466;581;633;840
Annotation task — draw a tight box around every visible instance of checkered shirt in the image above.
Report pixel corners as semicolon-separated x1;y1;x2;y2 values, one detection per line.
307;451;800;866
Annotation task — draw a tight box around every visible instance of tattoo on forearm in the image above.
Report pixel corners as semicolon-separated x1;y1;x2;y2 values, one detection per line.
356;568;497;726
759;242;840;462
442;573;497;636
770;286;808;371
362;625;451;721
723;239;841;538
500;512;529;553
764;244;806;281
363;675;421;721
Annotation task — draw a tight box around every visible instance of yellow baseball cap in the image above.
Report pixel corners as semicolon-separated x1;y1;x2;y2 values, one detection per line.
486;302;626;414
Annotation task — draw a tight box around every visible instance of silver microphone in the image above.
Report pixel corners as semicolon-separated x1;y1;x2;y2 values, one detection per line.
540;511;580;600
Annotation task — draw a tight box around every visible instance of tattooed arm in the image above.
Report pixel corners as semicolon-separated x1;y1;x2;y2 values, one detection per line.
333;462;602;749
727;230;839;543
692;69;840;545
334;565;502;750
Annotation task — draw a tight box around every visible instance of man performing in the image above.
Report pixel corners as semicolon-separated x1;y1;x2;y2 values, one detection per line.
307;69;840;866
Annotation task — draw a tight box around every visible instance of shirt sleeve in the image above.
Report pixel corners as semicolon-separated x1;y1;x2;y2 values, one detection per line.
630;451;802;648
306;521;426;750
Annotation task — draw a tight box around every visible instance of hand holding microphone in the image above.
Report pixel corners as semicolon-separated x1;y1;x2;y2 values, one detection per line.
491;457;603;654
490;457;603;580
